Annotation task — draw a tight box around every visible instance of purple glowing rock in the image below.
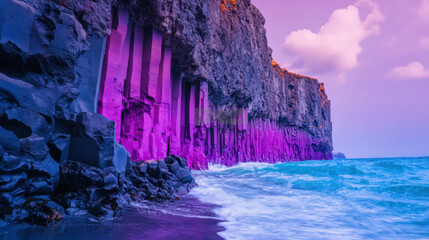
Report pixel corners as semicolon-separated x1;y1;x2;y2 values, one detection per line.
95;8;332;170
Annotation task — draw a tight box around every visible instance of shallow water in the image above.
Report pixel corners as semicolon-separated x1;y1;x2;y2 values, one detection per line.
190;157;429;240
0;197;224;240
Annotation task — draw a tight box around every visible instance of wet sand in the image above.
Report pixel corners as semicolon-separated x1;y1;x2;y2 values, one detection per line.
0;196;225;240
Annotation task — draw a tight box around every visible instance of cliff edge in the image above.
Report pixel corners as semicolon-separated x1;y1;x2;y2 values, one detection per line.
95;0;333;168
0;0;332;225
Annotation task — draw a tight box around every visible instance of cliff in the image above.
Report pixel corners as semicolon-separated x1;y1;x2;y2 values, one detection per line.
0;0;332;225
95;0;332;168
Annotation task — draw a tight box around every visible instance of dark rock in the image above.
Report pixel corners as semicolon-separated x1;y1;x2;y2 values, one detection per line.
68;136;101;166
102;172;119;193
72;34;106;113
74;112;115;139
173;168;194;184
113;143;130;174
0;72;60;117
138;164;148;175
47;134;70;164
65;208;87;216
0;173;27;192
32;155;60;181
168;160;181;175
0;155;31;174
147;162;161;179
20;137;50;161
333;152;347;159
26;179;55;196
126;156;195;202
58;161;104;192
0;126;20;155
23;199;64;226
164;156;176;165
68;113;129;174
1;108;52;141
0;192;14;217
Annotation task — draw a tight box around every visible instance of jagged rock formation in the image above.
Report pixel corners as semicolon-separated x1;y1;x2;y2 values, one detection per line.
0;0;332;225
0;0;194;225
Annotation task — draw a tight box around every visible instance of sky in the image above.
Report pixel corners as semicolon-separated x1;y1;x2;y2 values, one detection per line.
252;0;429;158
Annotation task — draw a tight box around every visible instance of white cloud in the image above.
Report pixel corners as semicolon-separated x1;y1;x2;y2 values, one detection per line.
419;37;429;49
387;62;429;80
283;0;384;75
419;0;429;24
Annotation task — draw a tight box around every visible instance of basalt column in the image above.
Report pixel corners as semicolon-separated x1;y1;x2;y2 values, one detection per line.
97;8;175;162
180;81;210;169
95;8;332;170
97;8;131;142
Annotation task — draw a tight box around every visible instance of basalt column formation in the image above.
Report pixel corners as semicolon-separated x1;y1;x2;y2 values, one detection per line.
92;4;333;170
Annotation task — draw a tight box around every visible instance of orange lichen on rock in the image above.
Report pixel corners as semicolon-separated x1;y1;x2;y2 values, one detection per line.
288;71;317;80
272;59;319;80
221;0;227;11
272;60;286;76
221;0;237;12
229;0;237;5
318;83;330;107
229;0;237;11
272;60;280;68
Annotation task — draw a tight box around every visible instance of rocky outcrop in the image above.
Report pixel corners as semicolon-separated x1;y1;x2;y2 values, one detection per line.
0;0;194;226
333;152;347;159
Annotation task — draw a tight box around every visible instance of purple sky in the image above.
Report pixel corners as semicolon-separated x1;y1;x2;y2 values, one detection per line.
252;0;429;158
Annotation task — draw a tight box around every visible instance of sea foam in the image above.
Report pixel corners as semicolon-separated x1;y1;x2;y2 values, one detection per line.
190;157;429;240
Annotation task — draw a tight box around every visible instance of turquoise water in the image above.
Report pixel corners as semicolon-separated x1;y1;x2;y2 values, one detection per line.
190;157;429;240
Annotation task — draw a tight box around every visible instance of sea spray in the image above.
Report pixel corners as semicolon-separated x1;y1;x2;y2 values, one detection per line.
190;157;429;240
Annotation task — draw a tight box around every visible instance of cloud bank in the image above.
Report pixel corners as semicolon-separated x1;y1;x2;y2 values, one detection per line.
283;0;384;75
387;62;429;80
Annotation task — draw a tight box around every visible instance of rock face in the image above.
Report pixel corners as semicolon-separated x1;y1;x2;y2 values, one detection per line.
93;0;333;169
0;0;332;225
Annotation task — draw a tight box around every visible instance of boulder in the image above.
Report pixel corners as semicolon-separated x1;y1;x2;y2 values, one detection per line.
26;179;55;196
0;172;27;193
113;143;131;174
0;126;20;155
58;161;105;193
32;155;60;185
1;108;52;141
23;199;64;226
0;73;60;117
47;134;70;164
68;136;101;166
0;155;31;174
68;112;130;173
74;112;115;139
20;137;50;161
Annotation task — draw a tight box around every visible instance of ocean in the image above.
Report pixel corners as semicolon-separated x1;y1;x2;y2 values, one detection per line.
1;157;428;240
191;157;429;240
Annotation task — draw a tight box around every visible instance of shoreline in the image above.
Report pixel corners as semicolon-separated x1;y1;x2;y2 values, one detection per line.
0;196;225;240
